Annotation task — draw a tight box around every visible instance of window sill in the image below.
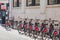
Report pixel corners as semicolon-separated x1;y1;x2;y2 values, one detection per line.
26;6;40;9
47;4;60;8
12;6;40;9
12;7;21;9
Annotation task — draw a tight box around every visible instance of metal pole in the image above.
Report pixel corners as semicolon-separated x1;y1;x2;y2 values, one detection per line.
0;3;1;14
0;4;1;16
8;0;12;19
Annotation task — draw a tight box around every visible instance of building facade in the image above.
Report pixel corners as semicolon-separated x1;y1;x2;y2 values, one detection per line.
0;0;60;21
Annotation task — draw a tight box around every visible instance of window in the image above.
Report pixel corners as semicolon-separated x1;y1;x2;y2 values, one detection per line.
26;0;40;6
48;0;60;5
13;0;21;7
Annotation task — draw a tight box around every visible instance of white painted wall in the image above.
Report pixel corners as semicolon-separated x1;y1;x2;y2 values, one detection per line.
46;7;60;20
0;0;8;3
1;0;60;21
12;6;60;21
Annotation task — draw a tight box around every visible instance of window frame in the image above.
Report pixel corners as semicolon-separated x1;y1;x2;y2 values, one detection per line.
13;0;21;7
47;0;60;8
26;0;40;7
47;0;60;5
